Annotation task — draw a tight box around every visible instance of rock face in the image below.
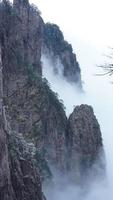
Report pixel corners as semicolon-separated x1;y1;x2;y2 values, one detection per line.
0;128;45;200
0;0;67;175
0;0;45;199
67;105;104;182
42;23;82;87
0;0;43;97
8;132;45;200
0;44;14;200
0;40;44;199
6;77;67;172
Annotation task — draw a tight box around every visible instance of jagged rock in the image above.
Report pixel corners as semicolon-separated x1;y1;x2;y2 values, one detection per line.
0;2;45;198
42;23;82;87
67;104;105;183
0;0;44;97
0;119;15;200
0;44;15;200
5;77;67;172
8;132;45;200
0;2;68;175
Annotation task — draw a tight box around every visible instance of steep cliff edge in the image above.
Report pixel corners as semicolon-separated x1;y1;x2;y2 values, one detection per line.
0;39;45;199
0;0;43;98
0;44;14;200
42;23;82;87
0;0;67;174
6;77;67;173
67;105;105;183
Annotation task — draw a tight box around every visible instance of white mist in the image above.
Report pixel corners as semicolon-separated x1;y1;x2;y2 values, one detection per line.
29;0;113;198
41;44;113;199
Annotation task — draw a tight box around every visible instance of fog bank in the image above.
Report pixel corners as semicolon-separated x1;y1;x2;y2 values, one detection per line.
41;44;113;199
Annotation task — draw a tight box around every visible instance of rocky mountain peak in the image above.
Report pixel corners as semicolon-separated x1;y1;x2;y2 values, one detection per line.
42;23;82;87
67;104;105;183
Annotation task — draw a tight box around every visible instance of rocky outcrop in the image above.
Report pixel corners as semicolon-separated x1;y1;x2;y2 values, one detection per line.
8;132;45;200
5;77;67;173
0;44;15;200
42;23;82;87
0;1;46;199
0;0;67;175
0;0;44;98
67;105;105;183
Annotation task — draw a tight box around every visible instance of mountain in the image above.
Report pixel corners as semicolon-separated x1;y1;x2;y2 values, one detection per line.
42;23;82;87
67;105;105;184
0;0;105;199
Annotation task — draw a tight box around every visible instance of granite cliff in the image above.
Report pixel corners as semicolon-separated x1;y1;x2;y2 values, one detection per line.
67;105;105;183
0;0;105;199
0;35;45;199
42;23;82;87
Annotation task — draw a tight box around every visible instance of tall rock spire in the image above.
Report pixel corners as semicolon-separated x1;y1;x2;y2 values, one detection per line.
0;45;14;200
67;104;105;183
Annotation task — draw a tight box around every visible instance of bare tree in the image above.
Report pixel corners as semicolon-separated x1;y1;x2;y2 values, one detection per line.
97;48;113;76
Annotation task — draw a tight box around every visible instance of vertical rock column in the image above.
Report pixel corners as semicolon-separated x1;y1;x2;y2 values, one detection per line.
67;104;105;184
0;46;14;200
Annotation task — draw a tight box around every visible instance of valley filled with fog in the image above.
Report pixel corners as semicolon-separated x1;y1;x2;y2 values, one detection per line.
31;0;113;199
41;45;113;199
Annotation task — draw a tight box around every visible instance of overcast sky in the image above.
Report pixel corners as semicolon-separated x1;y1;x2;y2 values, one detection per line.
30;0;113;50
